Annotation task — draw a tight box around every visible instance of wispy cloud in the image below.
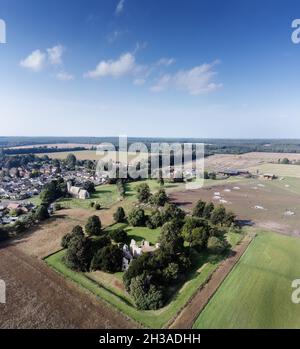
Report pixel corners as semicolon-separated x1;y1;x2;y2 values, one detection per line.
151;60;222;95
56;71;74;81
133;78;146;86
47;45;64;65
115;0;125;16
156;58;175;67
84;52;135;79
20;49;46;72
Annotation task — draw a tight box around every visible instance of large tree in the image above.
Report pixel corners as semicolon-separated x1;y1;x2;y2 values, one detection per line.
113;207;126;223
64;233;92;271
85;215;102;236
91;245;123;273
128;207;146;227
136;183;151;203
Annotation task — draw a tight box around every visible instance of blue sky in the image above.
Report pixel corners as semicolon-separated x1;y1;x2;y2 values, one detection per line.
0;0;300;138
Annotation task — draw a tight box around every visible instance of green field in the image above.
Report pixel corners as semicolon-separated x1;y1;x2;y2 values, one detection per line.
58;184;121;209
194;231;300;329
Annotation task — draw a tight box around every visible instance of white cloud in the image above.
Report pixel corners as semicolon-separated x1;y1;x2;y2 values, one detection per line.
47;45;64;65
151;60;222;95
20;49;46;72
156;58;175;66
115;0;125;15
56;71;74;81
85;52;136;79
133;78;146;86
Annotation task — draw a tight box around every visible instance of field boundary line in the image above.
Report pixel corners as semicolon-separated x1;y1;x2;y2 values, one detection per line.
168;232;256;329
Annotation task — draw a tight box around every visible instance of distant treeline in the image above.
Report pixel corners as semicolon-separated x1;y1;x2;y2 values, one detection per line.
2;147;87;155
1;137;300;155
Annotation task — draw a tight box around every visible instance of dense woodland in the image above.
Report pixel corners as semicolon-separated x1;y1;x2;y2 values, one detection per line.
1;137;300;155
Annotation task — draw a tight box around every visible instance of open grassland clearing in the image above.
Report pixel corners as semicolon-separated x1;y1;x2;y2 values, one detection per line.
170;177;300;236
58;183;121;209
194;230;300;329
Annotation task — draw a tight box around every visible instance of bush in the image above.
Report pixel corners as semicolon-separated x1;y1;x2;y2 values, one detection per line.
91;245;123;273
90;202;95;208
113;207;126;223
128;207;146;227
94;203;101;210
110;228;128;243
35;205;50;221
85;215;102;236
207;236;228;254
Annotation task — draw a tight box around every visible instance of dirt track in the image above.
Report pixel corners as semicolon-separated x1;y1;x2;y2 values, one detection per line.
169;233;255;329
0;244;138;329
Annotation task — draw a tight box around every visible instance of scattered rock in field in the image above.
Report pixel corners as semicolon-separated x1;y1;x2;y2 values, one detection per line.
214;192;220;196
224;189;231;192
257;184;265;187
233;186;240;190
252;187;259;190
285;184;290;188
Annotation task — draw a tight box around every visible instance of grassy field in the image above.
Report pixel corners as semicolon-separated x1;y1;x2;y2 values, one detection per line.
58;184;121;209
194;230;300;329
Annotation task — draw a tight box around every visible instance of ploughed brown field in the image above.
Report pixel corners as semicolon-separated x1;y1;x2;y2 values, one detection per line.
170;178;300;236
0;245;136;329
0;206;139;329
